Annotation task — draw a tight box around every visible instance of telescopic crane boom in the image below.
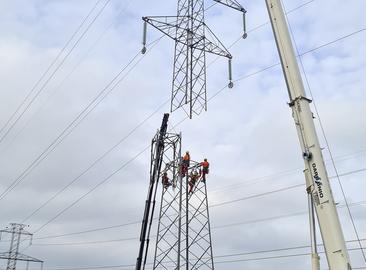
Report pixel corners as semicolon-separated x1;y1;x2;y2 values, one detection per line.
265;1;352;269
135;114;169;270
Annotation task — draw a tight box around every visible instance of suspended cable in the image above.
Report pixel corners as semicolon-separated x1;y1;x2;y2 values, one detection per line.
40;246;365;270
33;221;143;240
214;247;364;264
7;0;222;222
0;0;111;145
207;0;316;67
26;27;366;237
0;0;135;155
31;201;366;246
14;0;322;227
0;36;163;203
31;167;366;241
210;184;303;208
21;100;168;223
0;0;103;137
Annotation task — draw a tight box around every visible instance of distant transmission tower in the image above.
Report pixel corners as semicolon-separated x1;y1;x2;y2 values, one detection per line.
0;223;43;270
135;113;215;270
142;0;247;118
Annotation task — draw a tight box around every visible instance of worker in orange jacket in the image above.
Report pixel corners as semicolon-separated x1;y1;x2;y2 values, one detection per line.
162;172;171;189
181;151;190;177
200;158;209;182
189;170;200;193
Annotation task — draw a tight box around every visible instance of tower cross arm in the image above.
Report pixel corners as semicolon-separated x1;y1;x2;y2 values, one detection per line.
143;16;231;58
0;252;43;263
212;0;246;12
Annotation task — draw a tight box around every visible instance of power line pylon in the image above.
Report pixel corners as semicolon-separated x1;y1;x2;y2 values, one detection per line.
135;114;215;270
0;223;43;270
141;0;246;118
154;159;214;270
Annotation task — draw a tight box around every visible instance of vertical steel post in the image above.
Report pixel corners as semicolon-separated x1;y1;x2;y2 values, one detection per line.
185;173;189;270
305;169;321;270
308;192;321;270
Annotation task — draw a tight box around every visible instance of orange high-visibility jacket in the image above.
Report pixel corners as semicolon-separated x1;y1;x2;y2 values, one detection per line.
201;161;209;168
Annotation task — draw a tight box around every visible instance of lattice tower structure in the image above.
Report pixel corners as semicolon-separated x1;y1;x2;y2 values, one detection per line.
154;160;214;270
141;0;246;118
0;223;43;270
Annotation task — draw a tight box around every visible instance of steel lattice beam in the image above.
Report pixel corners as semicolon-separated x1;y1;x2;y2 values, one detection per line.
154;158;214;270
142;0;246;118
135;118;215;269
153;134;183;270
0;223;43;270
213;0;246;12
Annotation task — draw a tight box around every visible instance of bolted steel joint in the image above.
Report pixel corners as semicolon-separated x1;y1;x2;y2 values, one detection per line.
303;150;313;161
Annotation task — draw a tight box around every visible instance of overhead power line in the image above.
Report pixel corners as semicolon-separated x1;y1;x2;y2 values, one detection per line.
41;245;365;270
15;0;319;227
31;167;366;241
0;36;163;203
0;0;134;155
210;184;303;208
21;100;168;223
210;147;366;194
32;202;366;246
214;247;364;265
0;0;111;145
4;0;317;230
27;27;366;236
1;0;227;209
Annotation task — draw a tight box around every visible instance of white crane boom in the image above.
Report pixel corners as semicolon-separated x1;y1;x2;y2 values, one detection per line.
265;1;352;269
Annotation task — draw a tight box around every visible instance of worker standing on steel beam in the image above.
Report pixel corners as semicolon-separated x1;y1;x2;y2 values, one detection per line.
200;158;209;183
182;151;190;176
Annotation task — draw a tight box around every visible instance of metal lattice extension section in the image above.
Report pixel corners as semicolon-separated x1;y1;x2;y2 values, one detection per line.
141;0;247;119
153;134;183;270
185;162;214;270
154;160;214;270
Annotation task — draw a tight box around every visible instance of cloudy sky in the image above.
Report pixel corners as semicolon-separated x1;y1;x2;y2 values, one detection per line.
0;0;365;269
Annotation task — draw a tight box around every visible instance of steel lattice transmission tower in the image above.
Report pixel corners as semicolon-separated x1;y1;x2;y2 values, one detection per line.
135;114;216;270
0;224;43;270
154;159;214;270
141;0;247;118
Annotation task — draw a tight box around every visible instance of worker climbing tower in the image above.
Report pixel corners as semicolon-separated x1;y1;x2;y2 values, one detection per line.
135;114;215;270
141;0;247;118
